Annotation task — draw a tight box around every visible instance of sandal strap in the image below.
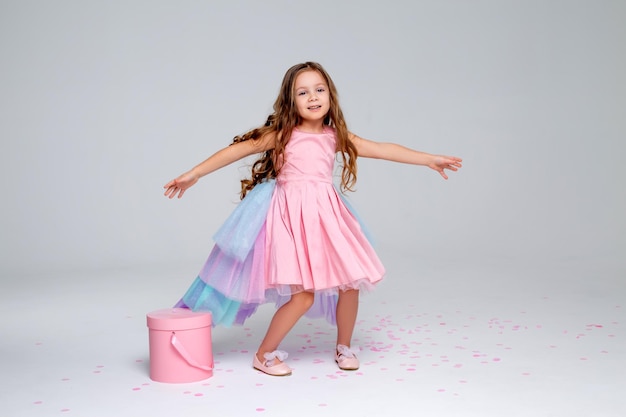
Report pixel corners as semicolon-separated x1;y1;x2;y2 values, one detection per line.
263;350;288;366
337;344;360;358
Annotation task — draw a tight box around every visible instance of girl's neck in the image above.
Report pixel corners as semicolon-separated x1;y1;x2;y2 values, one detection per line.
296;121;325;134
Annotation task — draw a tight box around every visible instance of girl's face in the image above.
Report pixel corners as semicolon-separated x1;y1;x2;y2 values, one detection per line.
294;70;330;126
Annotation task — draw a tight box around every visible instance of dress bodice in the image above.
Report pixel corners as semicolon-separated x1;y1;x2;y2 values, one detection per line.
277;127;336;184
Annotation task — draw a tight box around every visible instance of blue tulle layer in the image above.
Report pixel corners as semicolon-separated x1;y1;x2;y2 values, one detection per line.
173;179;374;327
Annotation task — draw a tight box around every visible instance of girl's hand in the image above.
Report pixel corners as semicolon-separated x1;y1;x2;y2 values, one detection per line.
429;155;463;180
163;171;199;199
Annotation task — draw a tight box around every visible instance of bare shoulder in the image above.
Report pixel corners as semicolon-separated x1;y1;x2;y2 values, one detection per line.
348;131;380;158
347;131;366;148
236;130;276;154
256;130;277;151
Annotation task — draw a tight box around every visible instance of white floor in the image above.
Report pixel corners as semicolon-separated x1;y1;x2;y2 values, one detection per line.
2;251;624;417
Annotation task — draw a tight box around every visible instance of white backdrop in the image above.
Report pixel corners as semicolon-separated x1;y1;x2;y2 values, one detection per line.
1;0;624;276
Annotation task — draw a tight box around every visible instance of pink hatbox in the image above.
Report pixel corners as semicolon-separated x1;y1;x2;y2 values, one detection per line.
146;308;213;383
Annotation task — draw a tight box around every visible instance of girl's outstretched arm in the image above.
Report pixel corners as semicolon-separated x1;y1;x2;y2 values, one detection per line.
163;133;275;198
349;133;462;180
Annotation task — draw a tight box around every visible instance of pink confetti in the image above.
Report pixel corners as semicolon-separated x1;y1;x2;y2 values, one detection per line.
256;408;265;412
132;387;141;391
61;409;70;412
33;401;43;405
194;393;203;397
318;403;328;407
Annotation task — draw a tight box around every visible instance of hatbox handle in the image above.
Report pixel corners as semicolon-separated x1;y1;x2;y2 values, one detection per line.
170;332;213;371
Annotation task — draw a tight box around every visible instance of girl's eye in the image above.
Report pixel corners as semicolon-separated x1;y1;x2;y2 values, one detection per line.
317;88;325;93
297;91;306;96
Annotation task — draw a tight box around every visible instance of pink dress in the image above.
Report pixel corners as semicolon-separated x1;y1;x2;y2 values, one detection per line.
175;127;385;326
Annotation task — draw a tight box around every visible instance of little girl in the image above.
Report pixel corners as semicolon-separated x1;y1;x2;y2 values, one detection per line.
164;62;462;376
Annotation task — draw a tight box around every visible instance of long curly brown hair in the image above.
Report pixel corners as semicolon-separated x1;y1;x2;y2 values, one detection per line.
232;62;358;199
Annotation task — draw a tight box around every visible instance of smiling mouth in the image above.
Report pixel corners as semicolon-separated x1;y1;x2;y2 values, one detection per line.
308;105;322;110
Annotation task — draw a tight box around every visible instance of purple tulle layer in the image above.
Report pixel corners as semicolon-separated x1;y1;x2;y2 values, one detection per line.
173;180;379;327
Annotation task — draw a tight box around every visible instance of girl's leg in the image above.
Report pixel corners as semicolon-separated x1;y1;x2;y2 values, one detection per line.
336;289;359;346
335;289;361;370
256;291;315;360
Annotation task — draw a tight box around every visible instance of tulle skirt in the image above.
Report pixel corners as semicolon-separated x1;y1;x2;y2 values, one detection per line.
174;180;384;327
